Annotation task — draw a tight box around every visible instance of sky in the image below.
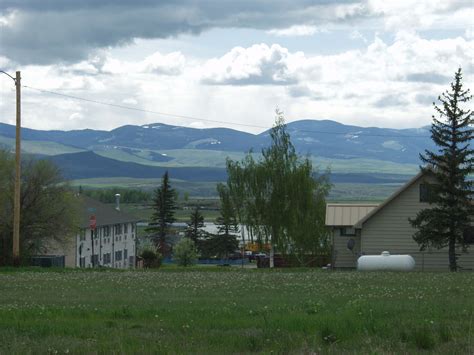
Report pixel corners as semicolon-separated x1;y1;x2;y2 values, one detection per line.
0;0;473;133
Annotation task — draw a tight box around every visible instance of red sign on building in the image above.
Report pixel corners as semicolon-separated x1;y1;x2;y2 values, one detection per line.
89;215;96;230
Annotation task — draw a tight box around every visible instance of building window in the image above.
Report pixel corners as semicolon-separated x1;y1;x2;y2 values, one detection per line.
340;227;356;236
91;254;99;266
124;249;128;260
115;224;123;235
131;224;135;233
464;227;474;245
104;226;110;237
420;184;436;203
124;224;128;234
115;250;122;261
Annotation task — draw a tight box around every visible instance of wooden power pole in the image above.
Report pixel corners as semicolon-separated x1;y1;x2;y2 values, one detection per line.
13;71;21;266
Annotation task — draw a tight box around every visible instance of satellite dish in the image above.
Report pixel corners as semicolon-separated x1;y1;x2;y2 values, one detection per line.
347;238;355;251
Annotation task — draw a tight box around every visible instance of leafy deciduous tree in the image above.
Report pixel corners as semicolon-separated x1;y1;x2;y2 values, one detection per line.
225;111;331;266
173;238;198;267
0;152;79;265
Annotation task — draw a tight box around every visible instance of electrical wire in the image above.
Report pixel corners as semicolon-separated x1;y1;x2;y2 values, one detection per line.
22;84;433;139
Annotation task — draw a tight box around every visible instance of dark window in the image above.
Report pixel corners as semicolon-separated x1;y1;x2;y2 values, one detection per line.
340;227;356;236
124;224;128;234
79;257;85;268
91;254;99;266
464;227;474;245
124;249;128;260
115;250;122;261
420;184;436;203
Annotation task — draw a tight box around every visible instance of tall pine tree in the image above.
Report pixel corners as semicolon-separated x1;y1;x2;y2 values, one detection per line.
410;68;473;271
147;171;177;255
215;183;239;237
185;207;205;243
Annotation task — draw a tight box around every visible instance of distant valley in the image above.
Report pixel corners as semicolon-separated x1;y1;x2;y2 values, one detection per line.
0;119;433;199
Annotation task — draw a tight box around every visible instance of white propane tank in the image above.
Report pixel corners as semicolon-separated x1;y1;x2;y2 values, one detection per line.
357;251;415;271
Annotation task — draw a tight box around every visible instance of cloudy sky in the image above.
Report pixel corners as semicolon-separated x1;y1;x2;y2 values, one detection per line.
0;0;472;133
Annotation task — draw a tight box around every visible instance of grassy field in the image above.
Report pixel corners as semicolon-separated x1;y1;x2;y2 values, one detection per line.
0;268;472;354
94;147;419;174
71;177;402;202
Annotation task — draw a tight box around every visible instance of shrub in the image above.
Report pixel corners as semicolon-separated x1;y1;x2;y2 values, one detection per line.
141;249;162;268
174;238;198;267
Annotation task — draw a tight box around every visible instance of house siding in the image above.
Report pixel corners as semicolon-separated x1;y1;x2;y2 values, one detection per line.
361;175;474;271
76;222;137;269
332;228;361;268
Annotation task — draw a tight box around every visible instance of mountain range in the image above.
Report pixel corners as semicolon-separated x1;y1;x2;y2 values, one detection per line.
0;119;433;183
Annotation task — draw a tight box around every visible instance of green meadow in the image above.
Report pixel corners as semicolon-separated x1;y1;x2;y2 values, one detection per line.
0;268;472;354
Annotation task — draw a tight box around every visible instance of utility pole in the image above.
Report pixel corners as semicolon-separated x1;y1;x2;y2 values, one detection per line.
1;70;21;266
13;71;21;266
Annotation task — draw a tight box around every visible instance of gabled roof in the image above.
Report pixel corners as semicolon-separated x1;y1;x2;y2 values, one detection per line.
78;195;141;229
354;169;431;228
325;203;379;227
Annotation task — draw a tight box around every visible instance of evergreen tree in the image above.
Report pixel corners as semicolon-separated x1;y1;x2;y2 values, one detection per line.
215;183;239;237
410;68;473;271
185;207;205;243
147;171;177;254
211;183;240;259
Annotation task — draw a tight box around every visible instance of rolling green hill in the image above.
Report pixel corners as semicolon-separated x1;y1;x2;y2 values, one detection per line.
0;135;84;156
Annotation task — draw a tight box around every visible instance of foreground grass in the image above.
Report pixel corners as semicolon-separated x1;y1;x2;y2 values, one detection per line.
0;269;472;354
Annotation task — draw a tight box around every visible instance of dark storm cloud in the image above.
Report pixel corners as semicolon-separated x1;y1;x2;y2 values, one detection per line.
0;0;367;65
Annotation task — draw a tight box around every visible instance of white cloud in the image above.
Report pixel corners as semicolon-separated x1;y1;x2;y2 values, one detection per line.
267;25;321;37
367;0;474;31
466;28;474;39
3;30;472;133
201;44;304;85
142;52;186;75
102;51;185;76
122;98;138;105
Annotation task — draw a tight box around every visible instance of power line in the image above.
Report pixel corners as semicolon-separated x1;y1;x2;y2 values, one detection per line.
22;84;433;139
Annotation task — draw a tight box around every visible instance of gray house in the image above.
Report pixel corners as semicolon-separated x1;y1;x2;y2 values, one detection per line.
326;170;474;271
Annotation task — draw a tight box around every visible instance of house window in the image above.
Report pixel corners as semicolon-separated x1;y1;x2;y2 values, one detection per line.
124;249;128;260
464;227;474;245
131;224;135;233
104;226;110;237
340;227;356;236
124;224;128;234
420;184;436;203
115;224;123;235
115;250;122;261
